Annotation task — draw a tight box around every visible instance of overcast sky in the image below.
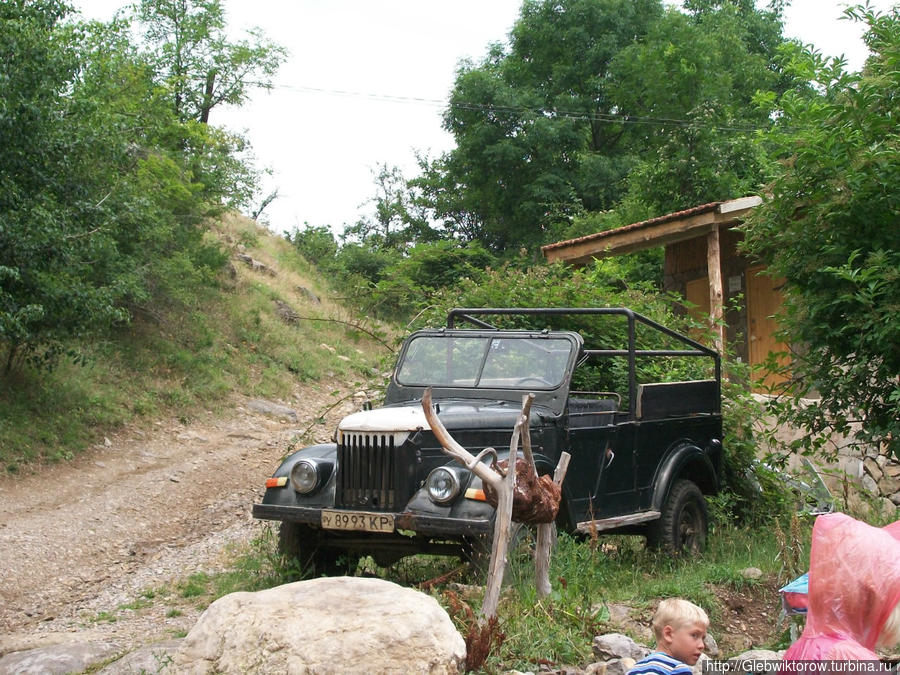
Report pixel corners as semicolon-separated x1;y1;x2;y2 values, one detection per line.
75;0;897;235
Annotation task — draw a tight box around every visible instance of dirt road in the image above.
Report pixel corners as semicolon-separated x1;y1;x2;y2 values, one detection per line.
0;387;356;656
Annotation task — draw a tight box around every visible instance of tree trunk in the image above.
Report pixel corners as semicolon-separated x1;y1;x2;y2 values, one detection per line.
199;70;216;124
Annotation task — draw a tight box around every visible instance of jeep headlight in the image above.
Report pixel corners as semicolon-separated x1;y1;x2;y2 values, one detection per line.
291;459;322;494
426;467;462;504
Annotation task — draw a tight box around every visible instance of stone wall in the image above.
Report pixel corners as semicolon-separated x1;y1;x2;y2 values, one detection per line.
753;394;899;519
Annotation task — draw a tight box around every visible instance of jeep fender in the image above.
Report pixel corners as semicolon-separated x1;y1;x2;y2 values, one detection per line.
432;449;557;520
260;443;338;508
651;442;719;512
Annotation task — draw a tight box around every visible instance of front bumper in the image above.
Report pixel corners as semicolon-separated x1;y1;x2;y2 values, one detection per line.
252;503;492;537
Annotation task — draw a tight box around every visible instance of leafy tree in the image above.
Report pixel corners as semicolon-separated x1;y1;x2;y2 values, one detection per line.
67;16;237;306
420;0;662;251
368;240;494;318
0;1;277;376
613;1;788;212
0;1;131;373
136;0;286;124
342;164;439;251
288;224;339;266
741;5;900;461
333;244;394;286
416;0;790;253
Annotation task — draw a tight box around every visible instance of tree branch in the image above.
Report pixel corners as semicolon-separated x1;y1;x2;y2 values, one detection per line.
294;315;394;352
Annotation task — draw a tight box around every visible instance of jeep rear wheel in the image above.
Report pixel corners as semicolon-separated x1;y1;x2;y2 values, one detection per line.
278;522;359;577
646;479;708;554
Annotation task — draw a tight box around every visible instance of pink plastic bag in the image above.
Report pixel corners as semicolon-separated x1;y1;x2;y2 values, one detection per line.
783;513;900;661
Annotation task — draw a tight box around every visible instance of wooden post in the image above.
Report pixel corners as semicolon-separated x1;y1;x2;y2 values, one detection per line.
481;421;519;619
706;224;725;354
421;388;525;619
535;451;570;598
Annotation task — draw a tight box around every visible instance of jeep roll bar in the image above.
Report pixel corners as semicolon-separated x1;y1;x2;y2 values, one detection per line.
446;307;722;418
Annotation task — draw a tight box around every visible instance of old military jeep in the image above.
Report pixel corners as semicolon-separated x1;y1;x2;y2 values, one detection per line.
252;307;723;574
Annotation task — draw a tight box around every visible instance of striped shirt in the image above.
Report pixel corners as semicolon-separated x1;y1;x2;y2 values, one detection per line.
628;651;693;675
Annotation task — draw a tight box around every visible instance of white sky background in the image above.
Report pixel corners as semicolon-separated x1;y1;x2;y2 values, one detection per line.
74;0;897;235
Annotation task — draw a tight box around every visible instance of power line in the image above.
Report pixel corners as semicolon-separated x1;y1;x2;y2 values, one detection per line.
264;82;768;133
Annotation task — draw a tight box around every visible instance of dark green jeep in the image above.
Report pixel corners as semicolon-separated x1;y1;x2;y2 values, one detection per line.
252;307;723;574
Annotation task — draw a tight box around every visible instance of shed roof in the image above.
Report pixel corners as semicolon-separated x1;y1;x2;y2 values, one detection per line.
542;196;761;265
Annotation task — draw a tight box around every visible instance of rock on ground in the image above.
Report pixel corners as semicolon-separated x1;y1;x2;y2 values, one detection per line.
246;398;298;421
173;576;466;674
0;640;119;675
592;633;650;663
729;649;783;664
585;656;636;675
98;640;182;674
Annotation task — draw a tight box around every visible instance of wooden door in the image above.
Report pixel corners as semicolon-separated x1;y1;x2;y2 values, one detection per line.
685;277;710;320
746;267;789;391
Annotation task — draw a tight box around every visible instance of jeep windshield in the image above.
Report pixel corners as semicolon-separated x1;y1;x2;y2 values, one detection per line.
396;335;575;389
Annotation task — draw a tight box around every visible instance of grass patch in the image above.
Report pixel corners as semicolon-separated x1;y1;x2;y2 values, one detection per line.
118;598;152;612
147;526;313;615
179;572;212;598
0;214;389;470
90;610;118;624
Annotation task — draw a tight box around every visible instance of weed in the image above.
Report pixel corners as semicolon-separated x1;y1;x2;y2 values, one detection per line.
91;611;118;624
166;608;183;618
179;572;211;598
118;598;151;611
774;514;807;583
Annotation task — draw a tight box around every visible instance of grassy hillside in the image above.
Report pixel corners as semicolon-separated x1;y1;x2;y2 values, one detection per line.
0;213;392;471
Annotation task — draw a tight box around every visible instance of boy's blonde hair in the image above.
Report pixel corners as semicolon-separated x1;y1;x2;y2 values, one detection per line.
651;598;709;641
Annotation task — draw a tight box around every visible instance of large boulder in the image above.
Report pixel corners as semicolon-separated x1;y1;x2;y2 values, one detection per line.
174;577;466;674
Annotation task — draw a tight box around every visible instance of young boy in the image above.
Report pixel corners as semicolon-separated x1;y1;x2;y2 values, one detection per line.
627;598;709;675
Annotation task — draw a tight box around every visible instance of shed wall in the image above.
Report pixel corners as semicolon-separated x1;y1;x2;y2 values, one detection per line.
663;226;751;363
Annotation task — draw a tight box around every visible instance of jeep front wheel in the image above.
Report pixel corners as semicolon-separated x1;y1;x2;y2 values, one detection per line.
646;479;708;554
278;522;359;577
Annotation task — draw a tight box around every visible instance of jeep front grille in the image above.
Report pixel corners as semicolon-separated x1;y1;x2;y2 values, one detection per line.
337;433;402;510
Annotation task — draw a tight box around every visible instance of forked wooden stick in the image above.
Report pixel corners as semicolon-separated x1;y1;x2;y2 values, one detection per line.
422;387;520;618
422;388;569;614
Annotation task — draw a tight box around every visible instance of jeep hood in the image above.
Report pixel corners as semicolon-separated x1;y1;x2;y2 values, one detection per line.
339;400;552;436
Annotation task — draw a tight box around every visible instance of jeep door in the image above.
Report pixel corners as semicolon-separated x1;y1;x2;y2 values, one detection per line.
565;414;639;522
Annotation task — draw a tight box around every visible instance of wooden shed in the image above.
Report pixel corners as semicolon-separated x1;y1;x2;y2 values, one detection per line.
541;196;787;389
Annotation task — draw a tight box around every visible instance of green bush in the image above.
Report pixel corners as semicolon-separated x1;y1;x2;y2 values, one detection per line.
287;224;338;266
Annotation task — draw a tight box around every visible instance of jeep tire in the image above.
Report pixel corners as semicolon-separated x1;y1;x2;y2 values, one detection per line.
646;479;708;554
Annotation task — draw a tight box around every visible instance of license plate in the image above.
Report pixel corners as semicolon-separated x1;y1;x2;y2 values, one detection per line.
321;510;395;533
